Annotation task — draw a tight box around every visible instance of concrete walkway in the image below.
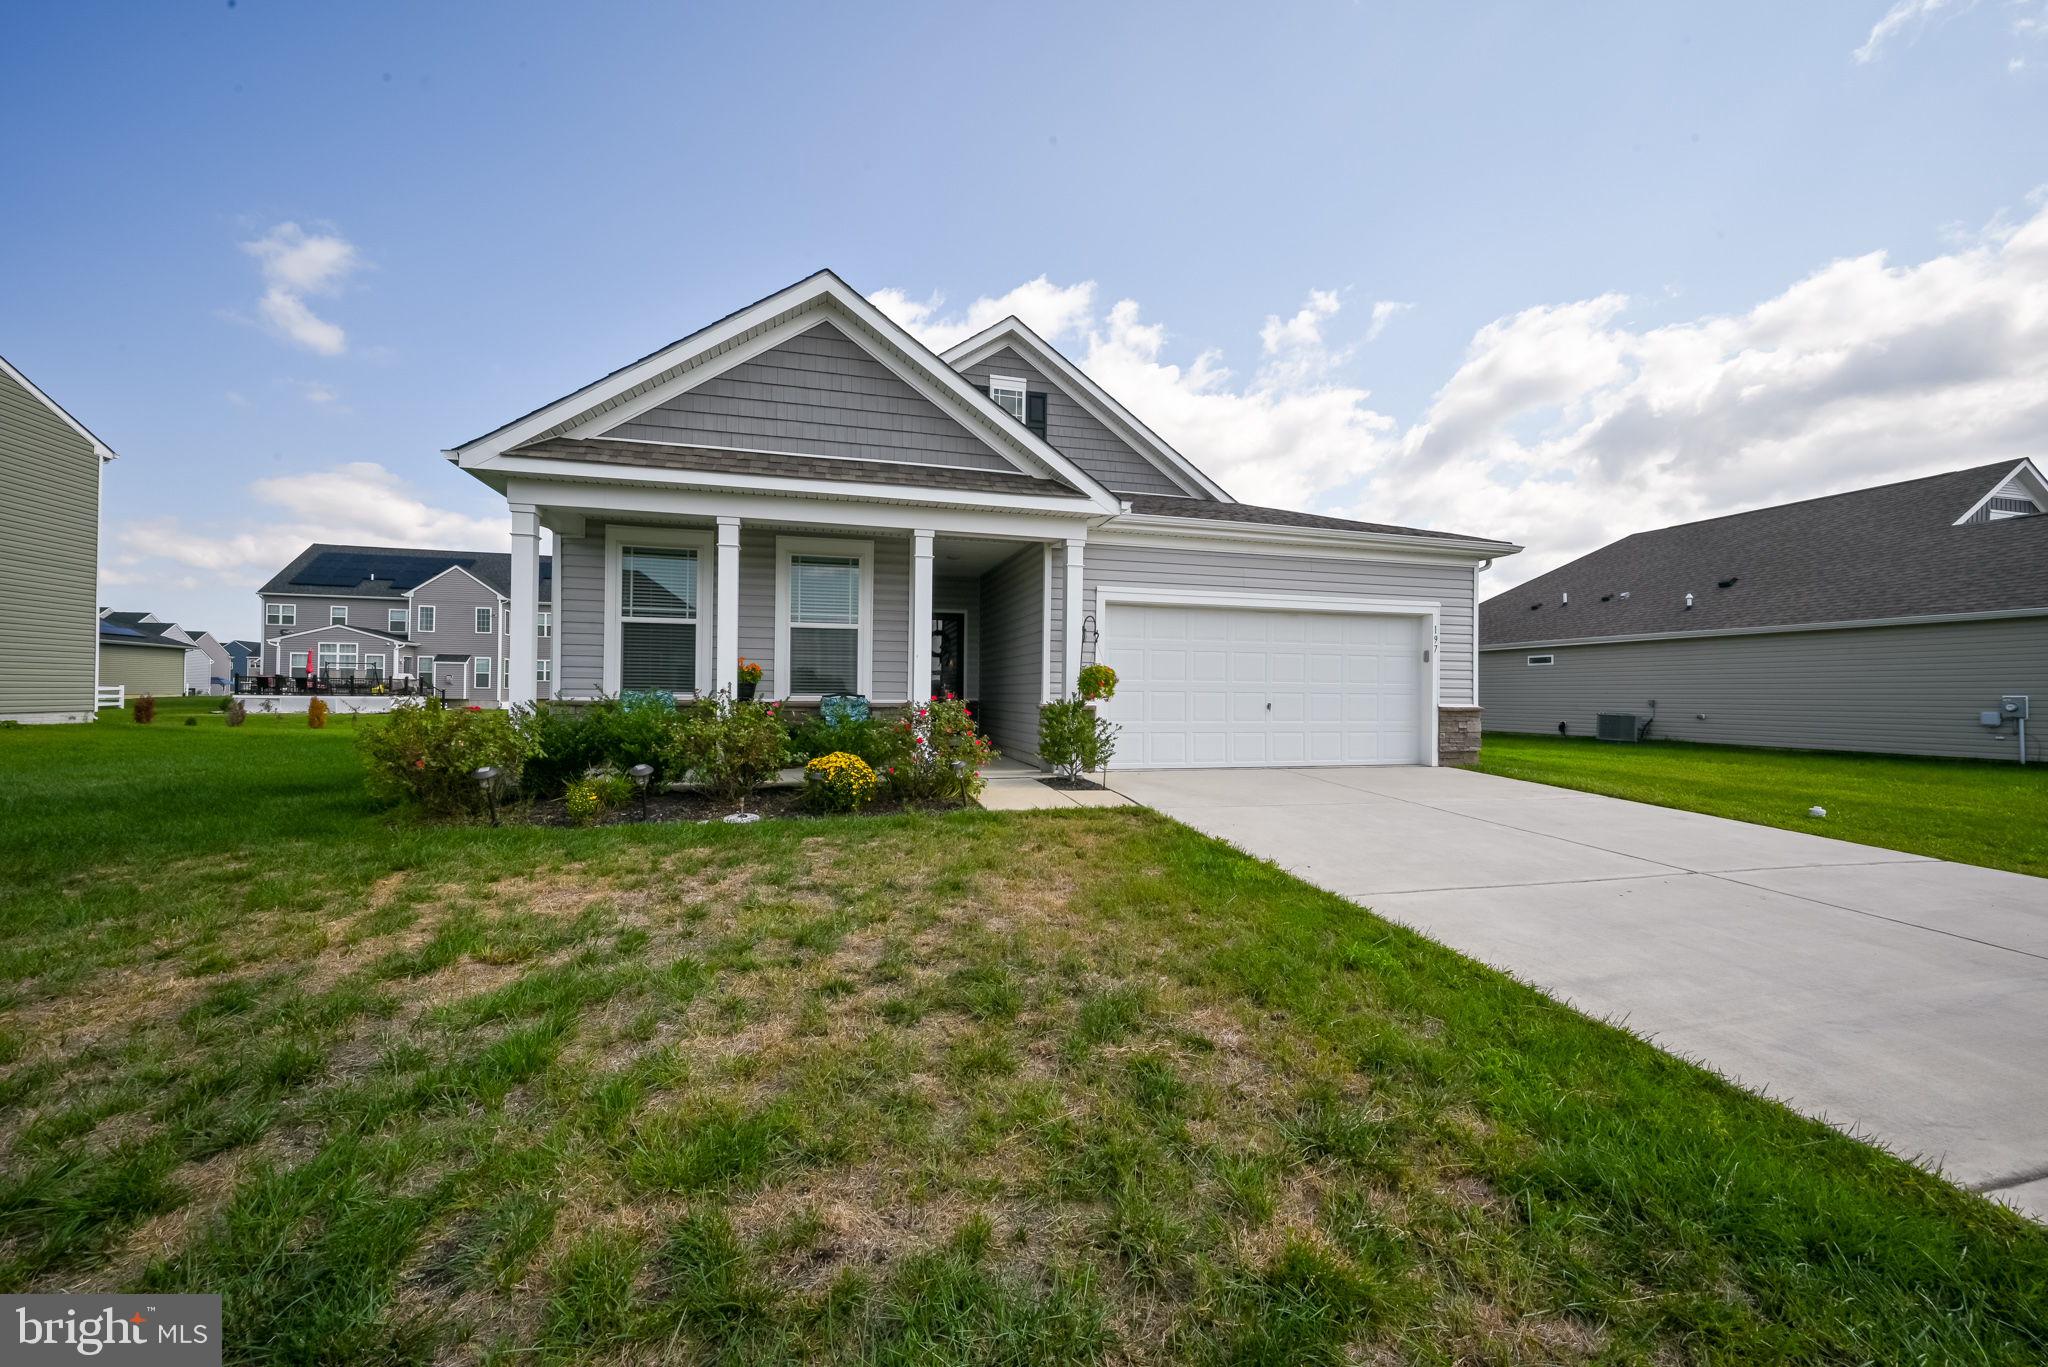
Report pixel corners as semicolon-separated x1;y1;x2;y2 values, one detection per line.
1108;765;2048;1219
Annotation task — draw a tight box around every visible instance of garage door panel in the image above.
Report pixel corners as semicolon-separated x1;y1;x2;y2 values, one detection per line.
1107;603;1427;769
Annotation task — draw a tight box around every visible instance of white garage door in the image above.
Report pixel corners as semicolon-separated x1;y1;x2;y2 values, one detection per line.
1105;604;1424;768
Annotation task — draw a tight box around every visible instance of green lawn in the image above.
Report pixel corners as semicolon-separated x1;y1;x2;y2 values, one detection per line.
1476;733;2048;877
2;703;2045;1363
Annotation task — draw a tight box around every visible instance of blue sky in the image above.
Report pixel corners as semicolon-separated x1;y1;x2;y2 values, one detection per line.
5;0;2046;638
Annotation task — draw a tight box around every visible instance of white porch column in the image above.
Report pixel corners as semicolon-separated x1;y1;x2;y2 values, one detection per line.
508;503;541;707
910;529;935;703
1062;535;1085;698
715;516;741;697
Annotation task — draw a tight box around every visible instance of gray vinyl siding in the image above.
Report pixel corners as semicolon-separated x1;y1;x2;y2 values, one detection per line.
604;321;1012;471
98;643;184;698
2;366;101;720
956;347;1189;497
1077;543;1477;706
557;531;605;696
978;546;1047;761
415;570;508;698
1479;618;2048;761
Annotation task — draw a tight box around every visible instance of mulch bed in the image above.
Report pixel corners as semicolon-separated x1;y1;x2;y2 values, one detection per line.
521;787;967;827
1037;775;1108;791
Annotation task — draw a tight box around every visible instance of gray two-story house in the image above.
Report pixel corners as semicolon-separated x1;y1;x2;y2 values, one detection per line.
257;545;554;701
445;270;1518;767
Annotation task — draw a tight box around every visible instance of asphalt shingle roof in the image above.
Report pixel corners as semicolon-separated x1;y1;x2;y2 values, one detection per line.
513;436;1088;499
262;546;554;599
1481;461;2048;646
1121;494;1502;544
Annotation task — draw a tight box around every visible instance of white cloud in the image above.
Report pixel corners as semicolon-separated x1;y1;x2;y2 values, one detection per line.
1854;0;1971;62
239;222;362;355
1365;300;1412;342
868;276;1097;351
295;380;343;408
877;192;2048;593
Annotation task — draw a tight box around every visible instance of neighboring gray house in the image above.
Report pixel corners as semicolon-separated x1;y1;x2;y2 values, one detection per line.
257;546;555;701
1479;460;2048;762
2;354;115;723
446;270;1518;767
184;629;233;696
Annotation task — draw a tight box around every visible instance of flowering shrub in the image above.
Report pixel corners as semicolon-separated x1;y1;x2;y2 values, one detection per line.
1039;696;1119;782
565;768;636;825
883;695;995;805
662;693;788;807
803;751;879;813
358;699;539;814
1077;662;1118;702
307;696;329;729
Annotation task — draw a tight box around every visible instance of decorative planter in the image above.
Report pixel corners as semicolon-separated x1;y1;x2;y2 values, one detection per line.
738;679;758;702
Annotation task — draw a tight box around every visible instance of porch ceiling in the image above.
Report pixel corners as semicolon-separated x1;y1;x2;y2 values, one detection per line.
933;535;1036;575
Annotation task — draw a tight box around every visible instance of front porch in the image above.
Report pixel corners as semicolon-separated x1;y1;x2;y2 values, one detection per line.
505;490;1093;765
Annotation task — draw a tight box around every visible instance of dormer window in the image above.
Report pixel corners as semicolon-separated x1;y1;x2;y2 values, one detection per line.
989;375;1027;422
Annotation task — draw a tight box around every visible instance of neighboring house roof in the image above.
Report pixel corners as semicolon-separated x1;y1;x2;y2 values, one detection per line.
226;640;262;656
1481;460;2048;647
942;317;1232;501
262;545;554;600
1122;494;1509;546
515;436;1088;499
0;353;116;460
269;623;412;643
98;613;188;649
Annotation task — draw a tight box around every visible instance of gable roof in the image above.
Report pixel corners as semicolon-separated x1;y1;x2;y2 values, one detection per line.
943;317;1232;501
262;545;554;600
1481;460;2048;647
1120;494;1515;548
1;353;116;460
446;270;1122;513
98;611;193;648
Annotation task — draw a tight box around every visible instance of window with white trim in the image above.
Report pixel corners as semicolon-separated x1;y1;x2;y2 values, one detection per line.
619;544;699;693
266;602;296;627
1527;654;1555;667
289;650;309;674
475;606;493;634
416;604;435;632
536;658;552;683
474;656;492;690
788;554;862;695
318;642;359;671
988;375;1027;422
330;605;347;626
364;653;386;679
388;608;408;634
537;611;551;638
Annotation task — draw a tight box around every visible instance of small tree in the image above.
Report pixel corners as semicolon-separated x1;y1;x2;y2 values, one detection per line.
224;700;247;727
307;697;330;729
1038;696;1119;783
132;694;156;724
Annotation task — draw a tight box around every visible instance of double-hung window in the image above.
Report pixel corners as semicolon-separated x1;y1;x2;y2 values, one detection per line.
330;605;348;626
474;656;493;690
536;658;553;683
619;544;700;693
475;606;493;635
777;537;871;698
537;611;551;639
266;602;295;627
416;605;435;632
388;608;408;634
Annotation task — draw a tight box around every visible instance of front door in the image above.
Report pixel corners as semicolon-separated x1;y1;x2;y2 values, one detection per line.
931;612;966;701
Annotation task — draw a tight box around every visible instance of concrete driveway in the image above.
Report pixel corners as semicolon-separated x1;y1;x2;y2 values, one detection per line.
1108;765;2048;1219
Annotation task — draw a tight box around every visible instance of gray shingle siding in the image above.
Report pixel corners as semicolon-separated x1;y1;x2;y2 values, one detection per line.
977;547;1046;761
1479;617;2048;761
2;365;101;721
956;346;1189;497
1078;542;1478;706
603;321;1013;471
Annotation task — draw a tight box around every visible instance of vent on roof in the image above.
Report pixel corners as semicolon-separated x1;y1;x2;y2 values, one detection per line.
1988;496;2040;520
1717;576;1739;589
1599;593;1613;602
1529;601;1541;610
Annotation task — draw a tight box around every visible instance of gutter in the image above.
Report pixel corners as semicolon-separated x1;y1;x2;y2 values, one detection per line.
1481;605;2048;651
1102;511;1523;560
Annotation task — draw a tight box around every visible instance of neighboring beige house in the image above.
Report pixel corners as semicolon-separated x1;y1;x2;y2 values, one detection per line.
97;611;191;700
1;354;115;723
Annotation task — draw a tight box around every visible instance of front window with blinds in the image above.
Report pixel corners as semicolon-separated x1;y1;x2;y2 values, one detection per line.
788;554;861;694
620;545;699;693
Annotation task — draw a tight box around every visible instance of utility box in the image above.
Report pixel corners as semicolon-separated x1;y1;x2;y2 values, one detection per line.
1596;713;1644;743
2002;696;2030;721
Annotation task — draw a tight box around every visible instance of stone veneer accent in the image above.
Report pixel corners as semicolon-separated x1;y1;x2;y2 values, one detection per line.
1437;705;1483;767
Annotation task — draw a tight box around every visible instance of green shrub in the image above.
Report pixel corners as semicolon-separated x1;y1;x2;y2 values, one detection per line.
663;695;788;807
565;769;636;825
224;701;246;728
358;699;540;815
1038;697;1118;783
883;696;996;805
522;692;683;797
803;752;878;813
784;714;905;768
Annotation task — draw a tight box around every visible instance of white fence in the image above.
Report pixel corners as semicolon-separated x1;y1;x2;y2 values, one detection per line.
95;684;125;709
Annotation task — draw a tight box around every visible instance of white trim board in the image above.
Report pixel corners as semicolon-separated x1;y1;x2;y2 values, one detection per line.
773;534;875;701
1098;516;1518;563
1092;585;1442;769
1952;458;2048;526
602;525;717;698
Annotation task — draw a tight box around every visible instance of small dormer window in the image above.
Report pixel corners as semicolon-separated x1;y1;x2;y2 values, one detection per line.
1988;495;2041;520
989;375;1028;422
